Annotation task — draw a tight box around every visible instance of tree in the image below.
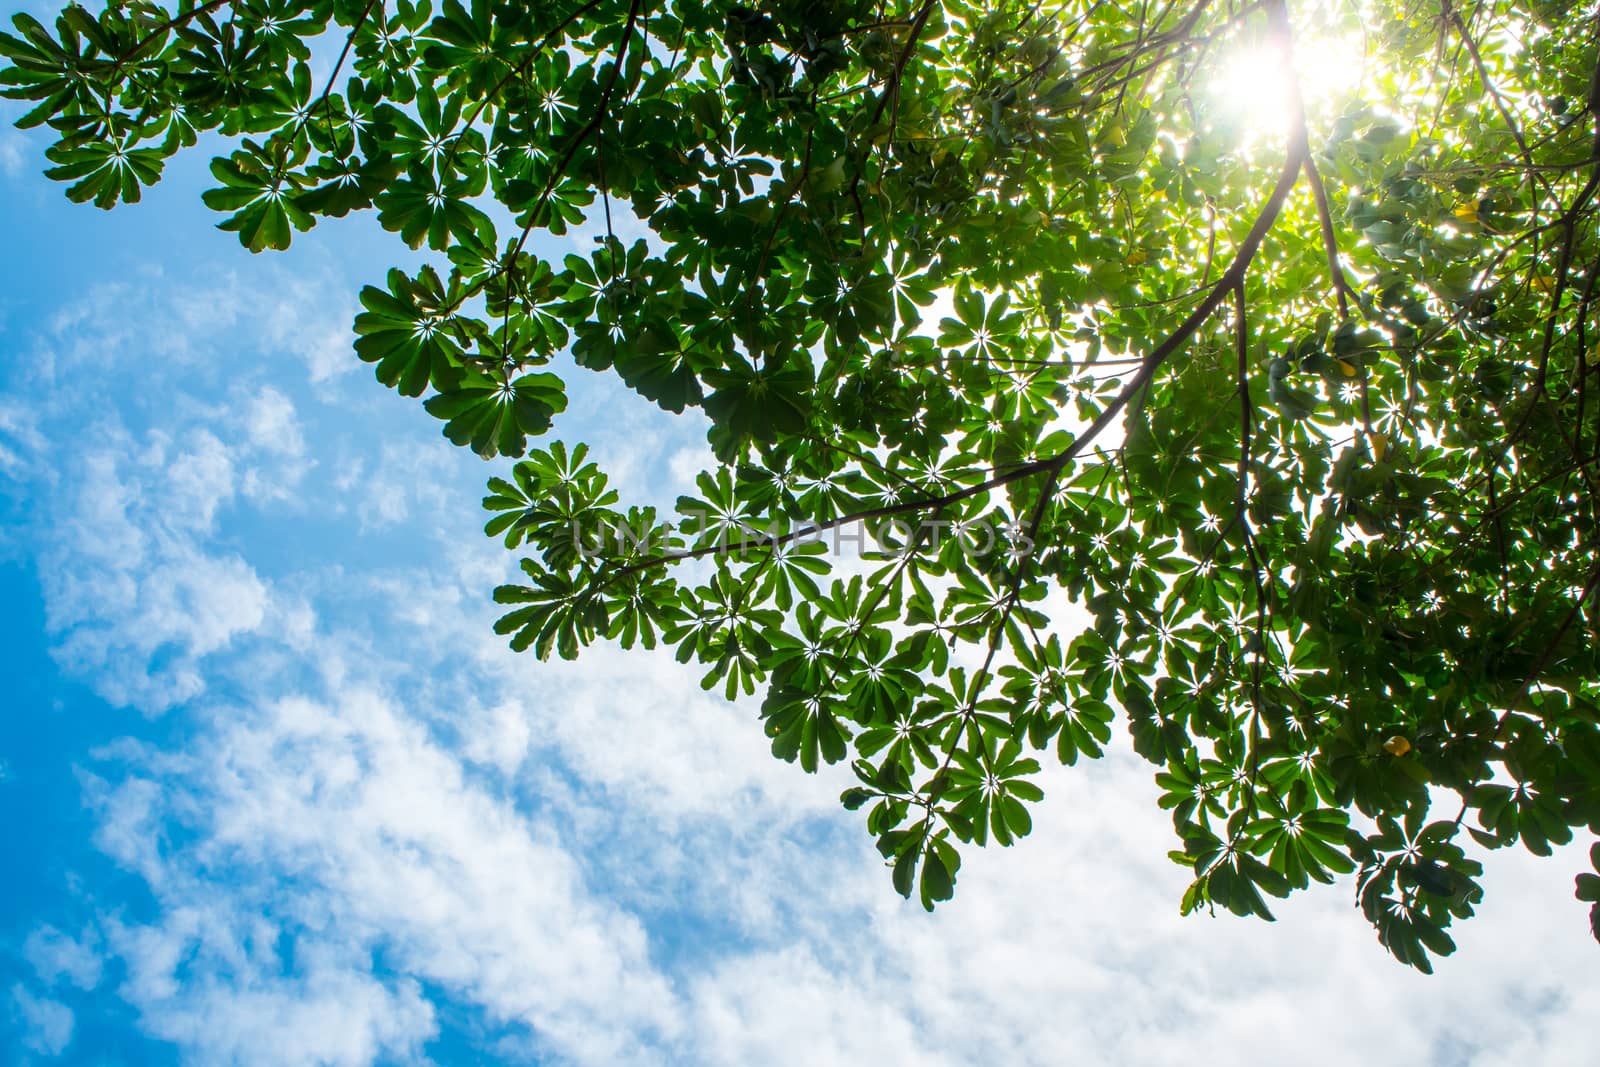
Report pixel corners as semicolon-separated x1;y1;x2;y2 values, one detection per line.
5;0;1599;971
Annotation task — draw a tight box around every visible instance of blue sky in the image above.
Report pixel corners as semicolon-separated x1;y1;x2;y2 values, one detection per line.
1;49;1598;1067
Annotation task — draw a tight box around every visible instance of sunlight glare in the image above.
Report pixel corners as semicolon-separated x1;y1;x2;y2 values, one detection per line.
1209;34;1366;137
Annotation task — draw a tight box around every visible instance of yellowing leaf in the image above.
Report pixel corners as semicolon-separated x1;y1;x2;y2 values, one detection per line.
1336;358;1358;377
1371;432;1388;462
1531;274;1558;293
1126;249;1147;266
1453;202;1479;224
809;156;848;195
1383;735;1411;757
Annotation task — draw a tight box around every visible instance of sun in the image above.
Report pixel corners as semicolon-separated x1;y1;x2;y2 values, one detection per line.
1208;32;1367;138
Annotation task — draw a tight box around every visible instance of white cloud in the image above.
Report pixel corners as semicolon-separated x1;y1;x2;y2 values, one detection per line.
2;270;347;713
88;685;684;1066
36;271;238;378
458;700;533;776
239;385;312;502
257;275;361;384
23;925;102;992
162;429;238;532
826;752;1599;1066
243;387;303;456
19;262;355;395
0;397;44;478
594;746;1597;1067
347;439;456;529
108;917;438;1067
667;444;714;491
46;535;269;713
488;645;837;820
10;985;73;1057
686;946;954;1067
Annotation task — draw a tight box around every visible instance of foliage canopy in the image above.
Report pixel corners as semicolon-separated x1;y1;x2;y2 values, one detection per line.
6;0;1600;969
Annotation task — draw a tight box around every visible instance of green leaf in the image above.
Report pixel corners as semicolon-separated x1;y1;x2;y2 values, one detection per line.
1577;872;1600;904
353;267;466;397
424;370;566;458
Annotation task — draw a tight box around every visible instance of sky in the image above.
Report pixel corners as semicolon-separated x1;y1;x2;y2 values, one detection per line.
0;44;1598;1067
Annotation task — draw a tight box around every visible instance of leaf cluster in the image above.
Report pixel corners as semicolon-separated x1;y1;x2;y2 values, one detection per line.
9;0;1600;967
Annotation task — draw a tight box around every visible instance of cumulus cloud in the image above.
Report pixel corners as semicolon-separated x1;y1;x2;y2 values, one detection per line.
1;269;346;713
109;919;438;1067
239;385;312;501
85;685;683;1066
38;443;271;713
686;946;954;1067
22;926;102;992
9;986;73;1057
